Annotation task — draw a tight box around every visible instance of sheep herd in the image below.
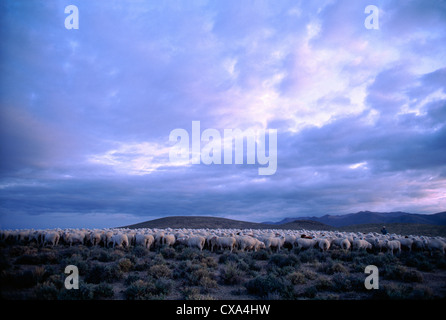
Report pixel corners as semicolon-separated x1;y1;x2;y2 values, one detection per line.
1;227;445;257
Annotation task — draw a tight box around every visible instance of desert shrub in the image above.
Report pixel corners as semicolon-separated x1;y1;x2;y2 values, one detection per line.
0;253;12;270
125;274;141;285
372;283;412;300
201;256;218;269
296;249;327;263
181;287;216;300
176;248;199;261
34;282;59;300
118;258;133;272
8;245;36;258
85;263;123;284
133;261;149;271
251;250;269;260
382;265;423;283
148;264;172;279
318;261;349;275
2;266;47;289
160;247;176;259
219;262;245;285
61;254;89;274
330;273;365;292
58;283;95;300
373;282;436;300
14;254;42;265
268;253;299;268
315;276;333;291
189;267;218;290
95;250;113;262
153;277;174;296
302;286;317;298
124;279;156;300
245;274;295;299
218;253;240;264
408;285;436;299
92;282;115;299
39;252;59;264
287;271;307;285
302;269;318;280
132;246;150;258
124;278;172;300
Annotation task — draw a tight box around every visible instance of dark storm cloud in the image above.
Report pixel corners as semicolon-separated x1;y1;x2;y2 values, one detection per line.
1;0;445;228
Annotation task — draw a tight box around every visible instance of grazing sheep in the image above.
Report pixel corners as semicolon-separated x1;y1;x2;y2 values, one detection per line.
111;233;129;248
284;235;296;249
135;234;154;249
398;237;414;252
90;231;102;246
162;234;176;247
385;240;401;255
236;236;257;252
214;236;236;252
63;232;85;246
295;238;317;250
318;238;331;252
254;238;266;251
187;236;206;251
425;239;446;255
373;238;386;252
43;231;60;247
352;239;372;251
208;236;219;252
341;238;351;251
264;237;285;252
412;239;425;251
155;231;165;245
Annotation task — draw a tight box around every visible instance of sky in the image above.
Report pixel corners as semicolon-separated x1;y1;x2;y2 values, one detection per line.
1;0;445;229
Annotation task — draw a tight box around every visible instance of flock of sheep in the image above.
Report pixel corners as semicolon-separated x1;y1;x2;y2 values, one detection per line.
1;227;445;257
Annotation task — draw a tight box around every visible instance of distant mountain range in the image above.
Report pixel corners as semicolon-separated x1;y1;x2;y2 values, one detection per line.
262;211;446;227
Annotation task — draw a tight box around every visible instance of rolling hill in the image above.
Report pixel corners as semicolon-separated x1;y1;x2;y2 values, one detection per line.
121;216;332;230
120;215;446;237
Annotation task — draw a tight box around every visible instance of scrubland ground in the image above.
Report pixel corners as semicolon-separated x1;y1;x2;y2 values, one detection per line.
1;243;445;300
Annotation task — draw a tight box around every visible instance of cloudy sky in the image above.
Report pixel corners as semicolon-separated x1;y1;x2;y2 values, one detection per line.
1;0;445;229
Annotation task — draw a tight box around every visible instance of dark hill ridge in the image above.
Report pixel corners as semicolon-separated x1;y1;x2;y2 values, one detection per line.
265;211;446;227
121;216;332;230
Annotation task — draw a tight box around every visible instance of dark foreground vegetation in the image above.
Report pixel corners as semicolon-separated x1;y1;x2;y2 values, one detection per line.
1;241;446;300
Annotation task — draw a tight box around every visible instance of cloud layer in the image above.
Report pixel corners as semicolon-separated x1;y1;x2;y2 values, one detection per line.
1;0;445;228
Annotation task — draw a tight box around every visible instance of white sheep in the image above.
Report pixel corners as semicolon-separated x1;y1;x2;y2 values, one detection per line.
341;238;351;251
135;233;154;249
214;236;236;252
264;236;285;252
254;238;266;251
111;233;129;248
398;237;413;252
385;240;401;255
318;238;331;251
425;239;446;255
42;231;60;247
63;232;85;246
352;239;372;251
187;236;206;251
90;231;102;246
295;238;317;250
284;235;296;249
373;238;386;252
162;234;176;247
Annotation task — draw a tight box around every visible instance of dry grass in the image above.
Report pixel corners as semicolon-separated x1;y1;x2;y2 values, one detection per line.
1;241;446;300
